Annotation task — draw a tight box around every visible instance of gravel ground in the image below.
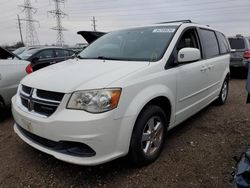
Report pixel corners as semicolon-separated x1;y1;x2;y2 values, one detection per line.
0;78;250;188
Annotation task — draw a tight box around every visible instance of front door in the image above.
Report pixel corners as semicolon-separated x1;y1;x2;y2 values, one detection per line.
174;28;211;124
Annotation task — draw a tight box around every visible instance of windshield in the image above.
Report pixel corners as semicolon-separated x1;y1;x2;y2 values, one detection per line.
78;26;177;62
19;49;40;60
229;38;245;50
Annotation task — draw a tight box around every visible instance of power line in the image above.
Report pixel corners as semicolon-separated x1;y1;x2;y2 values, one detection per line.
48;0;67;46
64;0;245;13
19;0;40;46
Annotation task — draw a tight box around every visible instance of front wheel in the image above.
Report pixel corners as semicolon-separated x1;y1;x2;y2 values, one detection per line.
216;78;229;105
129;105;168;166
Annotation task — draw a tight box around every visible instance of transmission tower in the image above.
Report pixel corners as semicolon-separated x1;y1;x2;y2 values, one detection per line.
91;16;97;31
19;0;40;46
48;0;67;46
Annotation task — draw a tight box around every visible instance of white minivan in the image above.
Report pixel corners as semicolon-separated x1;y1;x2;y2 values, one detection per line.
12;20;230;166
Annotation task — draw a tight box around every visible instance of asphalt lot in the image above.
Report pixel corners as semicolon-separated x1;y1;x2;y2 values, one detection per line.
0;78;250;188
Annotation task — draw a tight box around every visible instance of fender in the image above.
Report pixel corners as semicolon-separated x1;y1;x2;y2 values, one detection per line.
114;84;176;154
123;84;175;123
220;67;230;89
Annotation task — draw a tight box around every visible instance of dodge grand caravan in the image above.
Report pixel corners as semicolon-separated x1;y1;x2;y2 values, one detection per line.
12;20;230;166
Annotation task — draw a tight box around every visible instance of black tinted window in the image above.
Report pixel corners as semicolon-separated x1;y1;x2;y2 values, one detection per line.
216;32;230;54
55;49;65;57
64;50;74;57
68;50;74;56
35;50;54;59
228;38;245;49
199;29;219;58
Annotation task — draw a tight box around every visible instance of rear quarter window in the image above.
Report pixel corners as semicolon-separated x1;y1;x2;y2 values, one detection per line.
216;32;230;54
199;29;219;59
228;38;245;49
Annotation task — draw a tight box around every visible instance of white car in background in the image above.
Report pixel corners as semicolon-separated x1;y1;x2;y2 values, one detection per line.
0;47;30;107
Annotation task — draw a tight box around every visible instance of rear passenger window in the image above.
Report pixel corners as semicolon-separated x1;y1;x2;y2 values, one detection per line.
216;32;230;54
35;50;54;59
199;29;219;58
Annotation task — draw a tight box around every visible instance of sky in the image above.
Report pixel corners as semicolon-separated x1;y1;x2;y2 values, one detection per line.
0;0;250;46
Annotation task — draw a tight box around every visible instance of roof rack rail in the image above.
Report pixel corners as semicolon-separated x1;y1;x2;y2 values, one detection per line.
156;20;192;24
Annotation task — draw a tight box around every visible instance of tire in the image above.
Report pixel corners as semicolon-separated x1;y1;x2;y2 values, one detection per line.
216;78;229;105
129;105;168;166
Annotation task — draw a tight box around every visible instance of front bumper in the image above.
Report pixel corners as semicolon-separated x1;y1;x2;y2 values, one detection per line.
12;96;136;165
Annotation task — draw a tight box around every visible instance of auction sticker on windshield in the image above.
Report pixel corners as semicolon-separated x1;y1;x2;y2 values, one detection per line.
153;28;176;33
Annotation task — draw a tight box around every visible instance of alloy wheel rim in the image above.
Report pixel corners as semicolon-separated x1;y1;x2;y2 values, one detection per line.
141;116;164;156
221;81;228;102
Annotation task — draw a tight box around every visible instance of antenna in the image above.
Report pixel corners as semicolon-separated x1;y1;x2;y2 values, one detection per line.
19;0;40;46
48;0;67;46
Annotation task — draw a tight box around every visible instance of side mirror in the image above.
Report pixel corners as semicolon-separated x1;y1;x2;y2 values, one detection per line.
31;57;39;64
177;47;201;63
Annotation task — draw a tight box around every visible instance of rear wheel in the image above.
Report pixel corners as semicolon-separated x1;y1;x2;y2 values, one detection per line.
216;78;229;105
129;105;168;166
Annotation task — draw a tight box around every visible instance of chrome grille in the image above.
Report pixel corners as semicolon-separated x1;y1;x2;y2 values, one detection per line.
18;85;64;117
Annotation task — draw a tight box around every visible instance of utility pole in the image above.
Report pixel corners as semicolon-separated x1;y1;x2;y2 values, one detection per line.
17;15;24;45
91;16;97;31
48;0;67;46
19;0;40;46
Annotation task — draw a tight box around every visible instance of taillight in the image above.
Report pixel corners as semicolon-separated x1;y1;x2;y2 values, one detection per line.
25;64;33;74
244;51;250;59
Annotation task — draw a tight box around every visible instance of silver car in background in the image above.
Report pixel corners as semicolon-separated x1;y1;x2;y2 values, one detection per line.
0;47;29;107
228;35;250;70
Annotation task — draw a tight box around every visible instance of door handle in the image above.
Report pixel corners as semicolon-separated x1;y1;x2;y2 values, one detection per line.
207;64;214;70
200;66;207;72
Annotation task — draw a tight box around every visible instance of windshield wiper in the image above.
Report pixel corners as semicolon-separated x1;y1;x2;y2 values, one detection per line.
77;55;125;61
96;56;116;60
96;56;127;61
77;55;91;59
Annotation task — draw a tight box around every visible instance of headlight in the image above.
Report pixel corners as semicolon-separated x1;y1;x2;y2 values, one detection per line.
67;89;122;113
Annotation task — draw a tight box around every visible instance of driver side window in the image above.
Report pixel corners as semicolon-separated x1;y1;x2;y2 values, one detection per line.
176;29;199;52
167;28;200;67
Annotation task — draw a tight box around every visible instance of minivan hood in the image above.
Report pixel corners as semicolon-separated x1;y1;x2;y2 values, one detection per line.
21;59;149;93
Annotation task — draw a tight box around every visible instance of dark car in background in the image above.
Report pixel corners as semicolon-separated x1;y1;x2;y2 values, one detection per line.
228;35;250;71
19;47;75;71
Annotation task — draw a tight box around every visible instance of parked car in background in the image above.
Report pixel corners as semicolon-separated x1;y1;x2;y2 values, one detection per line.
19;47;75;72
12;20;230;166
13;46;39;56
0;47;29;107
228;35;250;70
